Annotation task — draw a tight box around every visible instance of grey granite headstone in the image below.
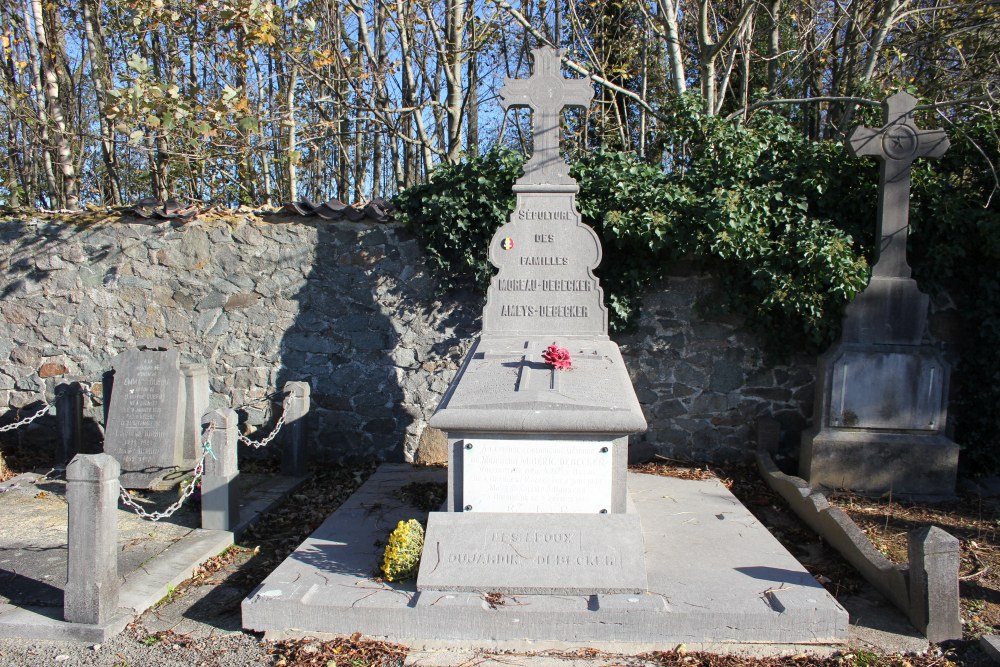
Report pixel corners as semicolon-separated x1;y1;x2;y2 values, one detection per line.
104;347;186;490
801;92;958;496
421;47;647;595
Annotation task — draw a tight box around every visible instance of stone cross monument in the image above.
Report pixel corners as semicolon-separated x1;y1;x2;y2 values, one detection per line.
499;47;593;188
847;92;950;280
418;46;648;594
800;92;958;496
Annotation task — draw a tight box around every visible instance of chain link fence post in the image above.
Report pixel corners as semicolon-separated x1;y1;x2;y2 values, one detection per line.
201;409;240;531
281;381;310;477
55;382;83;466
65;453;120;625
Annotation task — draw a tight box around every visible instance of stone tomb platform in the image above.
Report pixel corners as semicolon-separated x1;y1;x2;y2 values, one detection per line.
242;464;848;654
0;471;304;642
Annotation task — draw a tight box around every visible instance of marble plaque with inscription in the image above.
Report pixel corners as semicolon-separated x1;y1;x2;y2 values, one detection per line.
104;348;186;489
417;512;647;594
462;439;613;513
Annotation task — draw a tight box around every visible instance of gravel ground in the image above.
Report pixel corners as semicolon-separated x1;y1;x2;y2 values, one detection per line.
0;461;987;667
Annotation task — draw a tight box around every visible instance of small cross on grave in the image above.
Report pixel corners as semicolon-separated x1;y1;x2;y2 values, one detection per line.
479;343;608;394
500;46;593;186
847;92;949;279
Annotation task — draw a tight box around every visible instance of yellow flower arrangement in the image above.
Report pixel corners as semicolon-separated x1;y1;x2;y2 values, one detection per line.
381;519;425;582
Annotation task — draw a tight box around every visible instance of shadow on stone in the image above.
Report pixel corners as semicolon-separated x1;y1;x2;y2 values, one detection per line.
0;569;63;608
273;222;479;465
733;565;821;586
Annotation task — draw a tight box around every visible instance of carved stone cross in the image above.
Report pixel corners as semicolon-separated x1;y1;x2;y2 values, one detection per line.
500;46;593;186
847;91;950;278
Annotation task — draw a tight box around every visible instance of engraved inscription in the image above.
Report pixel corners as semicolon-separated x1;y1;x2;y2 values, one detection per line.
518;210;572;220
497;279;593;292
445;528;617;568
462;439;613;512
500;305;589;317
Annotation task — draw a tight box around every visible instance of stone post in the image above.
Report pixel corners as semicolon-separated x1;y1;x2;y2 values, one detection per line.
201;408;240;531
908;526;962;642
180;363;210;467
281;381;310;477
55;382;83;465
64;453;120;625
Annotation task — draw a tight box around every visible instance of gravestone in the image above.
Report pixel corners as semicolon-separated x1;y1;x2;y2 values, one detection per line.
800;92;958;496
104;344;187;490
418;46;648;595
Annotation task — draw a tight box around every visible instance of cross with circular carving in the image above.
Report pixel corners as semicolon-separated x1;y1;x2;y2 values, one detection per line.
882;123;919;160
846;92;950;279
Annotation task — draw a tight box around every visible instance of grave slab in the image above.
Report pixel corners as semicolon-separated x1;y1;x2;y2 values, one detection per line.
0;471;305;642
242;464;848;653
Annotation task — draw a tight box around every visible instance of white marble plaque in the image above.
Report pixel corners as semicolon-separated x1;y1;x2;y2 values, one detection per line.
462;438;613;513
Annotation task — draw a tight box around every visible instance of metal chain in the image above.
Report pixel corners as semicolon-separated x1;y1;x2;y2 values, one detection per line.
0;403;53;433
118;425;216;521
77;383;103;405
238;412;286;449
233;389;288;411
0;380;103;436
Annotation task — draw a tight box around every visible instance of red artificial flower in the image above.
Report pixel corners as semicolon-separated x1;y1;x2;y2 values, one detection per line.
543;344;572;370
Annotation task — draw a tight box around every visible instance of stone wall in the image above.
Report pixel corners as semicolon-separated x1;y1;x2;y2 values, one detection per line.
618;276;815;462
0;215;816;464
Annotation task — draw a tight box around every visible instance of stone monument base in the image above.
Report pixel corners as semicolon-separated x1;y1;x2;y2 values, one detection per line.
417;512;647;594
242;464;848;654
800;428;958;497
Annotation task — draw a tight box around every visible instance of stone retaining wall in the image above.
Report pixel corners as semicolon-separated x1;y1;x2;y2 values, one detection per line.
0;215;816;463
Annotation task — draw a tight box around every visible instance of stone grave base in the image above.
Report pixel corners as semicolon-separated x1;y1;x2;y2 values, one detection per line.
801;428;959;497
0;472;306;643
242;464;849;655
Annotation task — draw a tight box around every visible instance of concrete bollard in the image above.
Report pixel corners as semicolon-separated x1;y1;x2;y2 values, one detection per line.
281;381;310;477
55;382;83;466
64;453;120;625
908;525;962;643
200;408;240;531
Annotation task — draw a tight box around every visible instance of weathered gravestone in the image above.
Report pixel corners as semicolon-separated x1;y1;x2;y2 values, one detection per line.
800;91;958;496
417;46;648;595
104;343;188;490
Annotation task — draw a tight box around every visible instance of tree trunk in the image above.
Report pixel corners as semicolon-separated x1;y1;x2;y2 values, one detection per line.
654;0;686;95
24;0;60;206
767;0;781;92
82;0;121;205
286;64;299;202
444;0;465;162
465;6;479;156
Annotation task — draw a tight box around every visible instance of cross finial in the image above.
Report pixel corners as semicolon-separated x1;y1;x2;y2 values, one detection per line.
847;92;950;278
500;46;593;188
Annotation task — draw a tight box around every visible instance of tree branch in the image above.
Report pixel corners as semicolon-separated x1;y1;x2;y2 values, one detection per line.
493;0;668;122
